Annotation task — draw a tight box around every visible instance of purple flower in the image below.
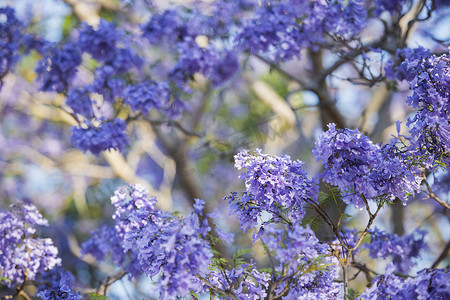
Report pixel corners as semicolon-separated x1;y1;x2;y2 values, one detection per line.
210;51;239;86
70;118;129;155
78;20;121;63
78;19;141;72
65;87;93;118
141;9;193;44
0;7;24;82
402;53;450;167
90;65;126;102
36;267;81;300
236;0;367;61
358;265;450;299
35;43;82;93
85;184;214;299
259;223;341;299
123;80;171;115
0;203;61;288
364;227;428;273
313;124;421;207
227;149;318;239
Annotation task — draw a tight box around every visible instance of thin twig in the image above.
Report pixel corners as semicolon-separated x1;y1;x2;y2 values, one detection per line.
421;173;450;210
96;271;127;296
432;241;450;269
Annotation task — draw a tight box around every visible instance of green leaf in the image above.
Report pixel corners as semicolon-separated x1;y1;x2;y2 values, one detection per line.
260;268;273;273
345;288;361;300
0;275;12;285
89;294;109;300
233;248;252;258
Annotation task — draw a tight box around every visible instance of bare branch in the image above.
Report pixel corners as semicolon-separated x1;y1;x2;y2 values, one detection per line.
422;172;450;210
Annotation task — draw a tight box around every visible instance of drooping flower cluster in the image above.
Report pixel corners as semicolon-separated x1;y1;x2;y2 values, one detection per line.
0;203;61;288
36;267;81;300
141;8;195;45
313;123;421;207
235;0;368;61
384;47;431;81
83;185;213;299
81;224;137;274
65;87;93;119
79;20;141;74
35;43;82;93
227;149;318;239
0;7;24;83
70;118;129;155
403;53;450;166
364;227;428;273
260;224;341;299
142;6;240;90
123;80;171;115
358;264;450;300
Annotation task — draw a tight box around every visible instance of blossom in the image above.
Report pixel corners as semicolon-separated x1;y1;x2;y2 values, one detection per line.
206;263;270;299
70;118;129;155
404;53;450;167
84;184;213;299
123;81;171;115
313;124;421;207
260;224;341;299
36;268;81;300
78;20;121;63
0;7;24;81
235;0;367;61
358;264;450;299
227;149;318;239
35;43;82;93
364;227;428;273
65;87;93;118
0;203;61;288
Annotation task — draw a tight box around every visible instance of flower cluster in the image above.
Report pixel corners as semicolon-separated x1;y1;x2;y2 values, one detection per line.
65;87;93;119
313;124;421;207
0;7;24;82
123;80;171;115
141;9;195;45
70;118;129;155
83;185;213;299
0;203;61;288
206;263;270;299
358;264;450;299
403;53;450;166
235;0;367;61
260;224;341;299
78;20;140;73
227;149;318;239
81;224;134;274
36;267;81;300
35;43;82;93
364;227;428;273
142;6;239;90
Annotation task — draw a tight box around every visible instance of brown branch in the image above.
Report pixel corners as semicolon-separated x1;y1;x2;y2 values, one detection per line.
351;203;383;252
197;276;239;300
96;271;127;296
422;173;450;210
17;291;32;300
432;241;450;269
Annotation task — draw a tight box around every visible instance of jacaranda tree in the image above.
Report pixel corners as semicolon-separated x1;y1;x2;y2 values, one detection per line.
0;0;449;299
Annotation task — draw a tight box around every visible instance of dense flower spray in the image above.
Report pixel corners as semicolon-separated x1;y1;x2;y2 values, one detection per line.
0;204;61;287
